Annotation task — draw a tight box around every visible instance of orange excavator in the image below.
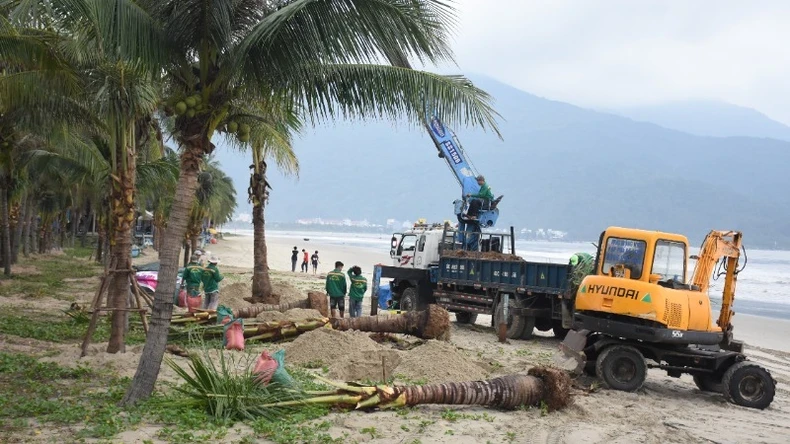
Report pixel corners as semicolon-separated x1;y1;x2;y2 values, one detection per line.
559;227;776;409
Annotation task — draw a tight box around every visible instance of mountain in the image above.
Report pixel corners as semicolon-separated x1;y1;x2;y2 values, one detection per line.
214;76;790;249
609;100;790;141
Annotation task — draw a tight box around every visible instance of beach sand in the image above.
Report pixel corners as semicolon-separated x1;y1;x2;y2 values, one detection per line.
194;233;790;443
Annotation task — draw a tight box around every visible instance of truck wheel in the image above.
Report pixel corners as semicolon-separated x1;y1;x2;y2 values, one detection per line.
519;316;537;339
722;362;775;409
693;374;723;393
400;288;419;312
455;312;478;324
494;299;526;339
551;321;570;339
596;345;647;392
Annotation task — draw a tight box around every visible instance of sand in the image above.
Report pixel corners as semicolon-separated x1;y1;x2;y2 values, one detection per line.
394;340;489;384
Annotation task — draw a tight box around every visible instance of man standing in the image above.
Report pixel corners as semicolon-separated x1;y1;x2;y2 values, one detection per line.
347;266;367;318
325;261;347;318
201;256;224;310
184;254;205;307
301;249;309;273
465;175;494;220
291;246;298;272
311;251;320;275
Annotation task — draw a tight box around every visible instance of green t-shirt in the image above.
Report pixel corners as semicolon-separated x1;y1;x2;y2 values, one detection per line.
201;263;224;293
325;269;347;298
348;270;367;301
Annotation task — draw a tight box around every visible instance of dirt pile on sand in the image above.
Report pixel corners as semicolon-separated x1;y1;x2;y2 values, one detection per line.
395;340;488;384
221;281;306;311
256;311;287;322
328;349;402;382
284;328;380;367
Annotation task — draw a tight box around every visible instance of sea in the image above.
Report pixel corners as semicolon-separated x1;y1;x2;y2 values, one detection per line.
228;229;790;321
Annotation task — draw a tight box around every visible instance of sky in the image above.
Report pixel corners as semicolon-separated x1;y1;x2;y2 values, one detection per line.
440;0;790;124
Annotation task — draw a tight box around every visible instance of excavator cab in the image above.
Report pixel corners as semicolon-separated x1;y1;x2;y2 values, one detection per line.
557;226;776;410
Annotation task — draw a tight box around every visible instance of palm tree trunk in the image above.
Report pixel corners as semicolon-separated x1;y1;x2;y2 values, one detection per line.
22;193;33;257
30;207;39;255
183;240;190;267
122;142;205;406
107;141;137;354
330;305;451;340
96;219;105;263
1;187;12;275
250;160;274;303
12;191;26;263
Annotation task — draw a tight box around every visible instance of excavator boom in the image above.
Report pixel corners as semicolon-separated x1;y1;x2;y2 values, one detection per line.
689;230;742;337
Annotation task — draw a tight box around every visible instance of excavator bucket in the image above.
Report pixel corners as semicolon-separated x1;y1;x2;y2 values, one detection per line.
554;329;590;374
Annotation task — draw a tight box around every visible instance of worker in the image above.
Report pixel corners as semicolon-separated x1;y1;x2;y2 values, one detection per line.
466;175;494;219
184;254;205;304
301;249;309;273
290;246;298;272
569;252;593;267
325;261;347;318
201;256;224;310
347;266;367;318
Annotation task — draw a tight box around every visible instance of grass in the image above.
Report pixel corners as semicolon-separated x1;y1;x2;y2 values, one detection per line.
0;305;147;344
0;249;102;300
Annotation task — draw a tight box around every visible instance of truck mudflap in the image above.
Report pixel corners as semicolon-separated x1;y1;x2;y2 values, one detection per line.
555;329;591;374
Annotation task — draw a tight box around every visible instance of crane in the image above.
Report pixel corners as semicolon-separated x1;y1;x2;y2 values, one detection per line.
422;110;503;233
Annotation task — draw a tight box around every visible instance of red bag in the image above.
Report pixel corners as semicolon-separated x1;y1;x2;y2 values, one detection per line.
177;289;188;308
253;351;278;385
224;320;245;351
187;293;202;313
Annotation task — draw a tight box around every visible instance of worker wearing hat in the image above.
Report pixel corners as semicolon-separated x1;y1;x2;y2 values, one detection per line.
201;256;224;310
184;254;205;302
465;175;494;220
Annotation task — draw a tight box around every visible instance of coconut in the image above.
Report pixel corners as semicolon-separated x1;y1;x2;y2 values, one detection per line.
186;108;196;118
239;123;251;134
184;96;197;108
238;133;250;143
191;94;202;105
175;102;187;115
227;121;239;133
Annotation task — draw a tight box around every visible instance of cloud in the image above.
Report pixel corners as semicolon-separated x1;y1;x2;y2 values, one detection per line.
441;0;790;123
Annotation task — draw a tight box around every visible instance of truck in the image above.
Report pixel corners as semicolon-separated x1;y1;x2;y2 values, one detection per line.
376;222;578;339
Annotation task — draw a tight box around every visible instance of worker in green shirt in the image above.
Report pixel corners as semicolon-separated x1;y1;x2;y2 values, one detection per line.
184;254;205;301
201;256;224;310
347;266;367;318
466;175;494;219
325;261;347;318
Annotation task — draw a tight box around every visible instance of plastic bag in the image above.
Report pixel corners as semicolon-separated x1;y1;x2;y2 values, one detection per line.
224;318;245;351
270;349;297;388
176;288;188;308
253;350;278;385
186;293;202;313
217;305;234;325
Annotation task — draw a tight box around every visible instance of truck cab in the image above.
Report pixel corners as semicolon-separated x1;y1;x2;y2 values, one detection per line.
389;221;449;269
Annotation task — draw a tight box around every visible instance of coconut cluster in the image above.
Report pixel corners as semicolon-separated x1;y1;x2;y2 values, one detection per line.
174;94;203;118
226;121;251;142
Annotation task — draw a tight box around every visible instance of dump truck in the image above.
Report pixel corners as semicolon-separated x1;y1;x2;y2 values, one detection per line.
372;222;580;339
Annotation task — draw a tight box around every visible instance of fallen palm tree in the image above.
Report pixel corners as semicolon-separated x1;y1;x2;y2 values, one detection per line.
264;366;572;412
235;292;329;318
331;305;451;340
168;318;331;342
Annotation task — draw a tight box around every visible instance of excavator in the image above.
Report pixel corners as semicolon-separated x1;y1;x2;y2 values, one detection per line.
559;227;776;409
422;110;503;248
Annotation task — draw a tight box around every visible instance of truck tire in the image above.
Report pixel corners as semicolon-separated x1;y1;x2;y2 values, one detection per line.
596;345;647;392
455;312;478;324
693;374;723;393
722;362;775;409
400;287;419;312
494;298;526;339
519;316;537;339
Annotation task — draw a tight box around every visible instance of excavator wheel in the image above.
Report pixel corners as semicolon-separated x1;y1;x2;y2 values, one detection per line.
692;374;723;393
596;345;647;392
399;288;419;312
722;362;776;409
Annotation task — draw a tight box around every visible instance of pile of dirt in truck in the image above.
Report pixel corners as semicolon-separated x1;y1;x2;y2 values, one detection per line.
444;249;523;261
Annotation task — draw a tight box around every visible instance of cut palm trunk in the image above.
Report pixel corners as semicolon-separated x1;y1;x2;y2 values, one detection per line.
330;305;450;340
263;366;572;412
245;319;329;342
236;292;328;318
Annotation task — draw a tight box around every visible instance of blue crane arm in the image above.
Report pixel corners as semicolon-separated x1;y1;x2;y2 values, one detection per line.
423;112;481;197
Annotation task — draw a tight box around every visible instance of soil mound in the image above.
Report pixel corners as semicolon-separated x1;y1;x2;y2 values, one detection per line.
394;340;488;384
283;308;324;320
221;281;305;311
327;349;402;383
284;328;380;367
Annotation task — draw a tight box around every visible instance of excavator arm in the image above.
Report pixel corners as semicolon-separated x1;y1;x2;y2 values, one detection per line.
689;230;743;340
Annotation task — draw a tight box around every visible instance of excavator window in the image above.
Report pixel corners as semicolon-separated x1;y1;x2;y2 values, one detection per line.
652;240;686;283
601;237;646;279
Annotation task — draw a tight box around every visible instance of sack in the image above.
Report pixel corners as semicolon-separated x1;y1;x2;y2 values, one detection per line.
270;349;297;388
224;318;245;351
253;350;278;385
186;293;202;313
176;288;188;308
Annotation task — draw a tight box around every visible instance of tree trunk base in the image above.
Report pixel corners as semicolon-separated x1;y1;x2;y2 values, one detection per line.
330;305;450;340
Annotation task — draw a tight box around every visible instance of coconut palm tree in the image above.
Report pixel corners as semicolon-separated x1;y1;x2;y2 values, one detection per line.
184;157;237;264
122;0;500;405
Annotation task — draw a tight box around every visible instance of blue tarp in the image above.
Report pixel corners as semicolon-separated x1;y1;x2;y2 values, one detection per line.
378;285;392;309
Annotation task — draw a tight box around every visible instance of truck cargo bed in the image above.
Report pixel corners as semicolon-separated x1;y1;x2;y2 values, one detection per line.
438;255;570;294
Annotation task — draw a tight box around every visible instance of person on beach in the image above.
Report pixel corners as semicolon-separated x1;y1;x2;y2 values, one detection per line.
311;250;320;275
201;256;224;310
326;261;347;318
347;266;367;318
291;246;298;272
184;254;205;302
301;249;309;273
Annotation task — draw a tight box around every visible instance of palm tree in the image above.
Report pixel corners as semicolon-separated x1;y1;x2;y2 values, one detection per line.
121;0;500;405
185;157;237;264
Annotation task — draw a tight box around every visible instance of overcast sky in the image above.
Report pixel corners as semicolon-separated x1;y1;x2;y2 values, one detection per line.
440;0;790;124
